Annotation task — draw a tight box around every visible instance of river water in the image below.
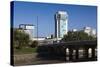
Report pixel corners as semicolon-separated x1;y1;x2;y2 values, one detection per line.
14;48;97;66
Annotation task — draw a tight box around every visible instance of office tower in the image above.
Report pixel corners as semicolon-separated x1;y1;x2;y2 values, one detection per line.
55;11;68;38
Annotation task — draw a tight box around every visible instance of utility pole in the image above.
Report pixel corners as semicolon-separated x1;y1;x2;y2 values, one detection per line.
37;16;38;41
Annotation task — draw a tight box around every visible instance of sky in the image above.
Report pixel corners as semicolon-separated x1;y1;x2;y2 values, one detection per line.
12;1;97;37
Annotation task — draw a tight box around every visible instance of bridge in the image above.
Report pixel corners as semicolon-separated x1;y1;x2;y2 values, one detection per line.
37;40;97;62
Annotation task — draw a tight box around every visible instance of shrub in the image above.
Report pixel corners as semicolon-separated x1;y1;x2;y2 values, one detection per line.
30;40;38;48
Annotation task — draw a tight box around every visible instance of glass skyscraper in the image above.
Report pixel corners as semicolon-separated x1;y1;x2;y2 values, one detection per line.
55;11;68;38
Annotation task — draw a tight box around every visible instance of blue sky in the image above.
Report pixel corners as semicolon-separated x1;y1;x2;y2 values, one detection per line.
12;1;97;37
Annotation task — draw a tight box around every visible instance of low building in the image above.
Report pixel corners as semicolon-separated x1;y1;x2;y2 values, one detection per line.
71;26;97;38
83;26;96;37
19;24;35;39
72;29;77;32
32;37;62;46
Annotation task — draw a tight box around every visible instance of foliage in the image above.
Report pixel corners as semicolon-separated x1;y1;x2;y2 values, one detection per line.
30;40;38;48
62;31;96;42
13;28;30;49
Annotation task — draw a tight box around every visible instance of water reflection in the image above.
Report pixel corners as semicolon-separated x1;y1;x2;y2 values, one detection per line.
66;48;69;55
78;48;84;58
65;48;97;61
88;48;92;58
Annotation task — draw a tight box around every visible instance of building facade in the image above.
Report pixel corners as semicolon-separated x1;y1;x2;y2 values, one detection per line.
84;27;91;36
83;26;96;37
55;11;68;38
19;24;35;39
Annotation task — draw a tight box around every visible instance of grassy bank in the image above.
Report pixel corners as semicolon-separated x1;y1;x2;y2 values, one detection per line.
14;47;37;54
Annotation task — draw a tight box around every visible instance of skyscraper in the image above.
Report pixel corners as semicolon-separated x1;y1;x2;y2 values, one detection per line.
55;11;68;38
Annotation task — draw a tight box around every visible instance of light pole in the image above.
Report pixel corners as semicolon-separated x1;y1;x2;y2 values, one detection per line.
37;16;38;41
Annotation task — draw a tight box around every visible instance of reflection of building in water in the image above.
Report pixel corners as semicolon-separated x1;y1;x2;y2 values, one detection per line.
55;11;68;38
19;24;35;39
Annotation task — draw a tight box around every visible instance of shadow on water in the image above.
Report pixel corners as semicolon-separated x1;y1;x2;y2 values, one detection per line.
36;45;66;61
36;43;97;63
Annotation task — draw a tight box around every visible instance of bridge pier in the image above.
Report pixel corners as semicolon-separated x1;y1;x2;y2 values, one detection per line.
69;48;73;61
92;48;95;58
65;47;97;61
75;48;79;60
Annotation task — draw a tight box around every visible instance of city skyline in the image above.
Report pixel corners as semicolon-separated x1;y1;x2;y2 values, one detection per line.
12;1;97;37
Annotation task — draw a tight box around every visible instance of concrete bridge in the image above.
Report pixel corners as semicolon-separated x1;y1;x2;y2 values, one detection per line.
37;40;97;62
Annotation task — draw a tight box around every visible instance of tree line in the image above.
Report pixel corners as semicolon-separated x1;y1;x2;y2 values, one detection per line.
62;31;96;42
13;28;97;49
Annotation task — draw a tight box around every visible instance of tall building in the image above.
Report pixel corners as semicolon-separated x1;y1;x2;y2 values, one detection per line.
19;24;35;39
55;11;68;38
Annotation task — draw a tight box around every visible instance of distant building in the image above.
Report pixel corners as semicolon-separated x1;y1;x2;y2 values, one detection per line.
71;27;96;37
32;37;61;46
32;37;45;41
19;24;35;39
72;29;77;32
46;34;55;39
83;27;91;36
91;29;96;37
83;26;96;37
55;11;68;38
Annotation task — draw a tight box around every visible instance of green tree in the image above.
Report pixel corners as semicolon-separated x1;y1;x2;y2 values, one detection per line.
62;31;96;42
13;28;30;49
30;40;38;48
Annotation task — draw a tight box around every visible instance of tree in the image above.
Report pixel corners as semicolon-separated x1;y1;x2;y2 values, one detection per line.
30;40;38;48
62;31;96;42
13;28;30;49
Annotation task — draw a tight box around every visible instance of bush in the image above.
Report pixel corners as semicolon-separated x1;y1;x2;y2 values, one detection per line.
30;41;38;48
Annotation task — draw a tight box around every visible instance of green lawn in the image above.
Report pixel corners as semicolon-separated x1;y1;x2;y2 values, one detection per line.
14;47;37;54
